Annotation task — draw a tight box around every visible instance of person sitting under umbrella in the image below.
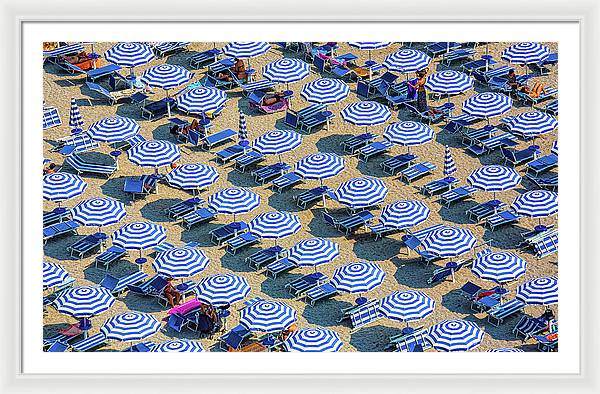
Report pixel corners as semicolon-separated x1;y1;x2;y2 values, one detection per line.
163;278;182;308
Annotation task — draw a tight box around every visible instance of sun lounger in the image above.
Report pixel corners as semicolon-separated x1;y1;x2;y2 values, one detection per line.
189;48;222;68
299;111;335;133
302;282;338;306
286;272;329;298
85;81;139;105
246;245;287;270
67;234;104;259
180;207;218;230
438;186;478;208
225;232;260;255
265;258;298;278
55;134;100;156
323;211;375;235
427;260;471;284
219;324;253;351
471;71;511;92
374;80;417;109
62;62;121;81
153;241;199;255
44;43;85;61
248;90;289;114
167;197;205;219
501;146;538;167
483;65;514;80
46;340;70;352
210;222;248;245
356;71;398;99
466;200;507;223
152;41;189;57
100;271;149;296
543;99;558;116
95;245;127;270
487;298;526;326
461;125;496;146
111;133;146;151
43;208;72;227
513;315;550;340
462;57;498;74
531;232;558;258
367;219;404;240
65;154;117;178
421;177;459;197
294;186;333;209
380;153;418;175
393;329;432;352
531;52;558;75
202;128;237;149
399;162;436;184
341;132;377;153
43;220;80;244
517;86;558;106
402;235;440;264
339;299;383;331
253;162;291;185
43;106;62;129
486;210;521;231
357;140;393;162
442;114;481;134
526;154;558;176
284;103;328;130
467;132;518;156
71;333;108;352
271;172;303;193
534;333;558;352
404;103;450;124
123;174;158;201
528;172;558;191
43;330;82;350
425;42;461;57
235;150;265;172
126;274;168;297
141;97;175;121
440;48;476;67
215;143;247;164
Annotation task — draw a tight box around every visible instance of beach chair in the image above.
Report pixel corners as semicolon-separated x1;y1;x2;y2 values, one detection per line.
247;90;289;114
271;172;303;193
532;232;558;258
462;57;498;74
43;106;62;130
166;197;205;219
215;144;247;164
67;234;104;259
526;154;558;176
202;128;238;150
380;153;418;175
294;186;332;209
482;65;514;80
253;162;291;185
513;315;549;340
466;200;507;223
126;275;168;298
85;81;138;106
485;210;521;231
461;125;496;146
340;133;377;153
94;246;127;270
141;98;175;121
210;222;249;245
43;208;72;227
46;340;70;352
283;103;326;129
100;271;149;296
367;220;404;241
299;111;335;133
339;299;383;330
442;114;482;134
356;71;398;99
421;177;459;197
438;186;478;208
225;232;260;255
189;48;222;68
286;272;329;298
427;260;471;284
43;329;82;350
394;330;433;352
265;258;298;278
516;86;558;106
487;298;526;326
302;283;338;306
65;155;117;178
501;146;537;166
123;175;158;201
70;333;108;352
441;47;476;67
152;42;189;57
62;62;121;81
543;99;558;116
471;71;510;92
528;172;558;191
404;103;449;124
43;221;80;244
55;134;100;156
518;226;556;247
398;162;436;184
181;207;218;230
425;42;461;57
534;333;558;352
112;133;146;151
402;235;440;264
467;133;518;156
357;140;393;162
235;150;265;173
219;324;253;351
326;211;375;235
246;246;287;270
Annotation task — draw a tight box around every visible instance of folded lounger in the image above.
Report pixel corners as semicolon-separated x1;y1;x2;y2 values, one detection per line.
43;220;80;244
55;134;100;156
94;245;127;270
65;154;117;178
398;162;436;184
181;207;218;230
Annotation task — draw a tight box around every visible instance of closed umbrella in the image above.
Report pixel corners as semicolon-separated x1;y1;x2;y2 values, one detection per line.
68;97;84;135
444;145;457;177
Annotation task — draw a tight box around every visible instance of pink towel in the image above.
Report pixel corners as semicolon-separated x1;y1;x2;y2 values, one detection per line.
167;299;202;315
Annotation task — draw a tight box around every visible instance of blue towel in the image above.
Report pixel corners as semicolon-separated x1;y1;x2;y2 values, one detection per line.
406;79;417;99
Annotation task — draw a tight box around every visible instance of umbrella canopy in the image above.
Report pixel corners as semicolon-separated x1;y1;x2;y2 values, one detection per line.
379;290;436;323
383;49;431;73
288;238;340;267
253;130;302;155
462;92;513;119
104;42;154;68
340;101;391;127
239;300;297;333
472;251;527;284
195;273;250;307
43;173;87;202
509;111;558;138
502;42;550;64
335;177;388;209
380;200;430;229
69;97;84;134
444;145;457;176
349;42;392;50
111;221;167;251
515;276;558;305
284;328;343;352
176;87;228;115
151;339;205;352
467;165;522;192
71;198;126;229
101;312;161;341
301;78;350;104
165;163;219;191
295;153;345;181
127;140;180;168
43;262;70;288
331;262;386;294
263;58;310;84
139;64;193;90
207;188;260;216
222;42;270;59
428;320;484;352
488;348;524;352
54;286;115;318
421;226;477;258
248;211;301;239
238;109;248;143
511;190;558;218
152;247;209;278
425;70;474;95
87;117;140;143
384;121;434;147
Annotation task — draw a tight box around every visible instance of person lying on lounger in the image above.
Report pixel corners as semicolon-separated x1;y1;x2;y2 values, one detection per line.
262;92;286;106
59;51;91;65
163;277;182;308
44;163;57;175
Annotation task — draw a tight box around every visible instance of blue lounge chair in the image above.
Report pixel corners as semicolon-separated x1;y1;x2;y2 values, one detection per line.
461;125;496;146
235;150;265;173
517;86;558;107
466;200;507;223
284;103;327;130
323;211;375;235
501;146;538;166
71;333;108;352
440;48;476;67
404;103;450;124
487;298;526;326
356;71;398;99
67;235;104;259
167;197;205;219
526;154;558;176
210;222;248;245
425;42;461;57
123;175;158;201
65;154;117;178
340;132;377;153
112;133;146;151
294;186;333;209
472;71;511;92
380;153;418;175
442;114;481;134
55;134;99;156
47;340;70;352
543;99;558;116
253;162;291;185
181;207;218;230
532;232;558;258
246;246;287;270
402;235;440;264
302;283;338;306
43;208;72;227
215;144;247;164
153;42;189;57
421;177;459;197
85;81;139;106
201;128;237;150
534;333;558;352
127;275;168;301
43;221;80;244
219;324;252;351
462;57;498;74
141;98;175;121
513;315;550;340
299;111;335;133
189;48;222;68
427;260;471;284
532;53;558;75
528;172;558;191
367;219;403;240
95;246;127;270
265;258;298;278
398;162;436;183
100;271;149;296
62;62;121;81
271;172;303;193
486;210;522;231
438;186;478;208
357;140;393;162
43;106;62;129
467;133;518;156
226;232;260;255
286;272;329;298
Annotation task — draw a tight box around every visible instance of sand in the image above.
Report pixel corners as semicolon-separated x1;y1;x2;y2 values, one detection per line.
43;41;558;352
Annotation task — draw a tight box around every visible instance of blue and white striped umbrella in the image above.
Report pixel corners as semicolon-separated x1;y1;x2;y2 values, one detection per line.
165;163;219;191
176;87;228;115
284;328;343;352
425;70;474;95
295;153;345;181
151;339;204;352
104;42;155;68
43;173;87;202
349;42;392;50
488;348;524;352
383;49;431;73
516;276;558;305
153;247;209;278
509;111;558;138
421;226;477;258
335;177;389;209
379;290;435;323
195;274;250;307
127;140;180;168
301;78;350;104
341;101;391;127
462;92;513;119
472;251;527;284
69;98;84;134
428;320;484;352
263;58;310;84
512;190;558;218
444;145;457;176
87;117;140;143
467;165;522;192
331;262;386;294
502;42;550;64
240;300;297;333
54;286;115;318
101;312;161;341
238;109;248;143
551;140;558;155
380;200;430;229
223;42;270;59
71;198;126;229
248;211;301;240
208;188;260;216
139;64;193;90
253;130;303;155
288;238;340;267
111;221;167;251
384;121;434;147
43;262;70;288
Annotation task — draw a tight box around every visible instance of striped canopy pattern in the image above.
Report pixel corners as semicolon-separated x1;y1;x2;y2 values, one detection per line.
152;247;209;278
384;121;434;146
127;140;181;167
341;101;391;126
380;200;430;229
151;339;205;352
69;97;84;134
105;42;155;67
140;64;193;89
263;58;310;83
43;173;87;202
71;198;126;228
253;130;302;155
240;300;297;333
421;226;477;258
488;348;524;352
512;190;558;218
54;286;115;318
467;165;522;192
462;92;513;118
43;43;85;58
208;188;260;215
43;262;70;288
295;153;345;180
284;328;343;352
111;221;167;250
335;177;388;209
502;42;550;64
301;78;350;104
425;70;474;94
383;49;431;73
248;211;301;239
472;251;527;283
444;145;457;176
165;163;219;190
176;87;228;114
101;312;161;341
331;262;386;294
509;111;558;137
349;42;392;50
87;117;140;143
379;290;435;323
195;274;250;306
428;320;484;352
288;238;340;267
516;276;558;305
223;42;270;58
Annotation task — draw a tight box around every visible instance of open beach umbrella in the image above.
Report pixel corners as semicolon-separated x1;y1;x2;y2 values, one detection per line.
71;197;126;231
248;211;301;241
288;238;340;268
176;87;228;117
87;117;140;143
331;262;386;295
425;70;473;101
421;226;477;258
284;328;343;352
127;140;180;169
151;339;205;352
335;177;388;209
43;262;70;289
467;165;522;199
341;101;391;132
502;42;550;75
380;200;430;229
383;49;431;74
152;247;209;278
104;42;154;78
379;290;435;326
508;111;558;138
140;64;193;117
223;42;270;66
101;312;161;343
68;97;84;134
43;173;87;205
511;190;558;222
240;300;297;333
295;153;345;184
111;221;167;258
428;320;484;352
238;109;248;146
349;42;392;61
253;130;303;160
195;273;250;307
165;163;219;192
472;250;527;285
488;348;524;352
515;276;558;306
384;121;434;152
462;92;513;122
54;286;115;318
444;145;457;177
263;58;310;89
207;188;260;221
301;78;350;105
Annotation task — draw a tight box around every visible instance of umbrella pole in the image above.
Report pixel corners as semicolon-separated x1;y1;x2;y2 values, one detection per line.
166;89;172;118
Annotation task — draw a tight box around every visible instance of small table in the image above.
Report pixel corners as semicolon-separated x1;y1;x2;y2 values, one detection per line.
355;297;368;306
445;261;458;282
535;224;548;233
53;207;67;215
401;327;415;336
134;257;147;271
